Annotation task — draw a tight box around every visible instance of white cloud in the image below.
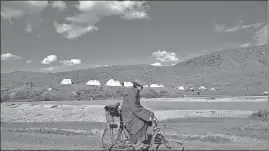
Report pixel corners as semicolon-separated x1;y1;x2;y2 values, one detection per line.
59;59;81;66
24;23;41;38
225;25;240;32
241;23;263;30
55;1;150;39
152;50;179;62
213;17;264;32
54;21;98;39
240;43;252;48
40;66;57;72
25;60;32;63
1;7;25;23
151;62;162;66
121;11;150;20
213;24;226;32
1;53;22;60
213;21;264;33
51;1;66;12
95;65;100;67
1;1;48;35
1;1;48;21
188;53;195;56
225;23;263;32
254;24;268;45
41;55;57;64
201;49;209;52
74;1;149;20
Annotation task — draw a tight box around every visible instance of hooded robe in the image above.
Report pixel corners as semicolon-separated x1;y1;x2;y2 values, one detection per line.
121;88;151;143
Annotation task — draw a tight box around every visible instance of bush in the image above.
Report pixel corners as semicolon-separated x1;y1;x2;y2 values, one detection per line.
34;93;64;101
141;89;160;98
1;85;175;101
250;109;268;120
159;90;169;96
1;88;10;102
115;89;124;97
76;91;81;96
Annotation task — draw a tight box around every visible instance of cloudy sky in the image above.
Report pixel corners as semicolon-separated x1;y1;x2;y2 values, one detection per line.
1;1;268;73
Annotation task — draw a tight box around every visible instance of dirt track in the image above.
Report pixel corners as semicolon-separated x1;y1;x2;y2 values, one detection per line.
1;120;267;150
1;97;268;150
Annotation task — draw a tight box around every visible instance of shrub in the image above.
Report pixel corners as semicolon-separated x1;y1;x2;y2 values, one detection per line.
250;109;268;120
141;89;160;98
34;93;64;101
115;89;124;97
159;90;169;97
76;91;81;96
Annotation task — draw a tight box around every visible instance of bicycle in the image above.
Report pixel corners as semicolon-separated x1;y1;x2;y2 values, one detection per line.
101;102;132;150
100;102;184;151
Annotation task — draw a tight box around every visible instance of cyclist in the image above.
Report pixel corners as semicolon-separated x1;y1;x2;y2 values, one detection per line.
121;79;154;150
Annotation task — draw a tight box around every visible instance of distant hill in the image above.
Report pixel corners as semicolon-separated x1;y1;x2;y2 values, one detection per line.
1;44;268;90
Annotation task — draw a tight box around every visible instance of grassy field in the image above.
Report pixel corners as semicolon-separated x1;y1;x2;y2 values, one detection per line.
1;83;267;102
1;97;268;150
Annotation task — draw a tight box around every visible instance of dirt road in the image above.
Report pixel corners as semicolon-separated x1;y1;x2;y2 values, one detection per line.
1;97;268;150
1;119;267;150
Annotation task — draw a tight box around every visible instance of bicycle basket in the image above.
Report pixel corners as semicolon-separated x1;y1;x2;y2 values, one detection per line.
105;111;116;125
104;105;121;118
105;106;120;126
105;111;120;129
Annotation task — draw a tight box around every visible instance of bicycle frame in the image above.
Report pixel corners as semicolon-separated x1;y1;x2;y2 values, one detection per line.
114;108;131;142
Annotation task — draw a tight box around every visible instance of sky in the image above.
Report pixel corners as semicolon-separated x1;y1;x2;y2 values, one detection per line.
1;1;268;73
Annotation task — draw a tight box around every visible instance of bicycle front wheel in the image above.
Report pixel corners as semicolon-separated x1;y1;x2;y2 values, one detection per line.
109;140;135;151
157;140;184;151
151;128;184;151
101;128;119;150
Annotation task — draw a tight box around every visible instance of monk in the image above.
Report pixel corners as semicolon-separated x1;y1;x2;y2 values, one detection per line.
121;80;154;149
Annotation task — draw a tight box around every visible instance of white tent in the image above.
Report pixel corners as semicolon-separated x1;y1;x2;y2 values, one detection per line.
263;91;268;95
199;86;206;91
123;81;133;87
209;88;216;91
86;80;101;86
105;79;122;86
143;85;149;87
150;84;164;88
60;79;73;84
176;86;185;90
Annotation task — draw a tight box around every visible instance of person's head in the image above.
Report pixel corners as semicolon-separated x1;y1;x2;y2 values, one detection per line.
133;80;143;92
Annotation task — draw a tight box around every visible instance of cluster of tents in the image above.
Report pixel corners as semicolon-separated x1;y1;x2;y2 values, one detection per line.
60;79;215;91
58;79;269;95
60;78;165;87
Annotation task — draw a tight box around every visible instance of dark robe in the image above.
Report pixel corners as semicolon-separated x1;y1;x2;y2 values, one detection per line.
121;88;151;143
